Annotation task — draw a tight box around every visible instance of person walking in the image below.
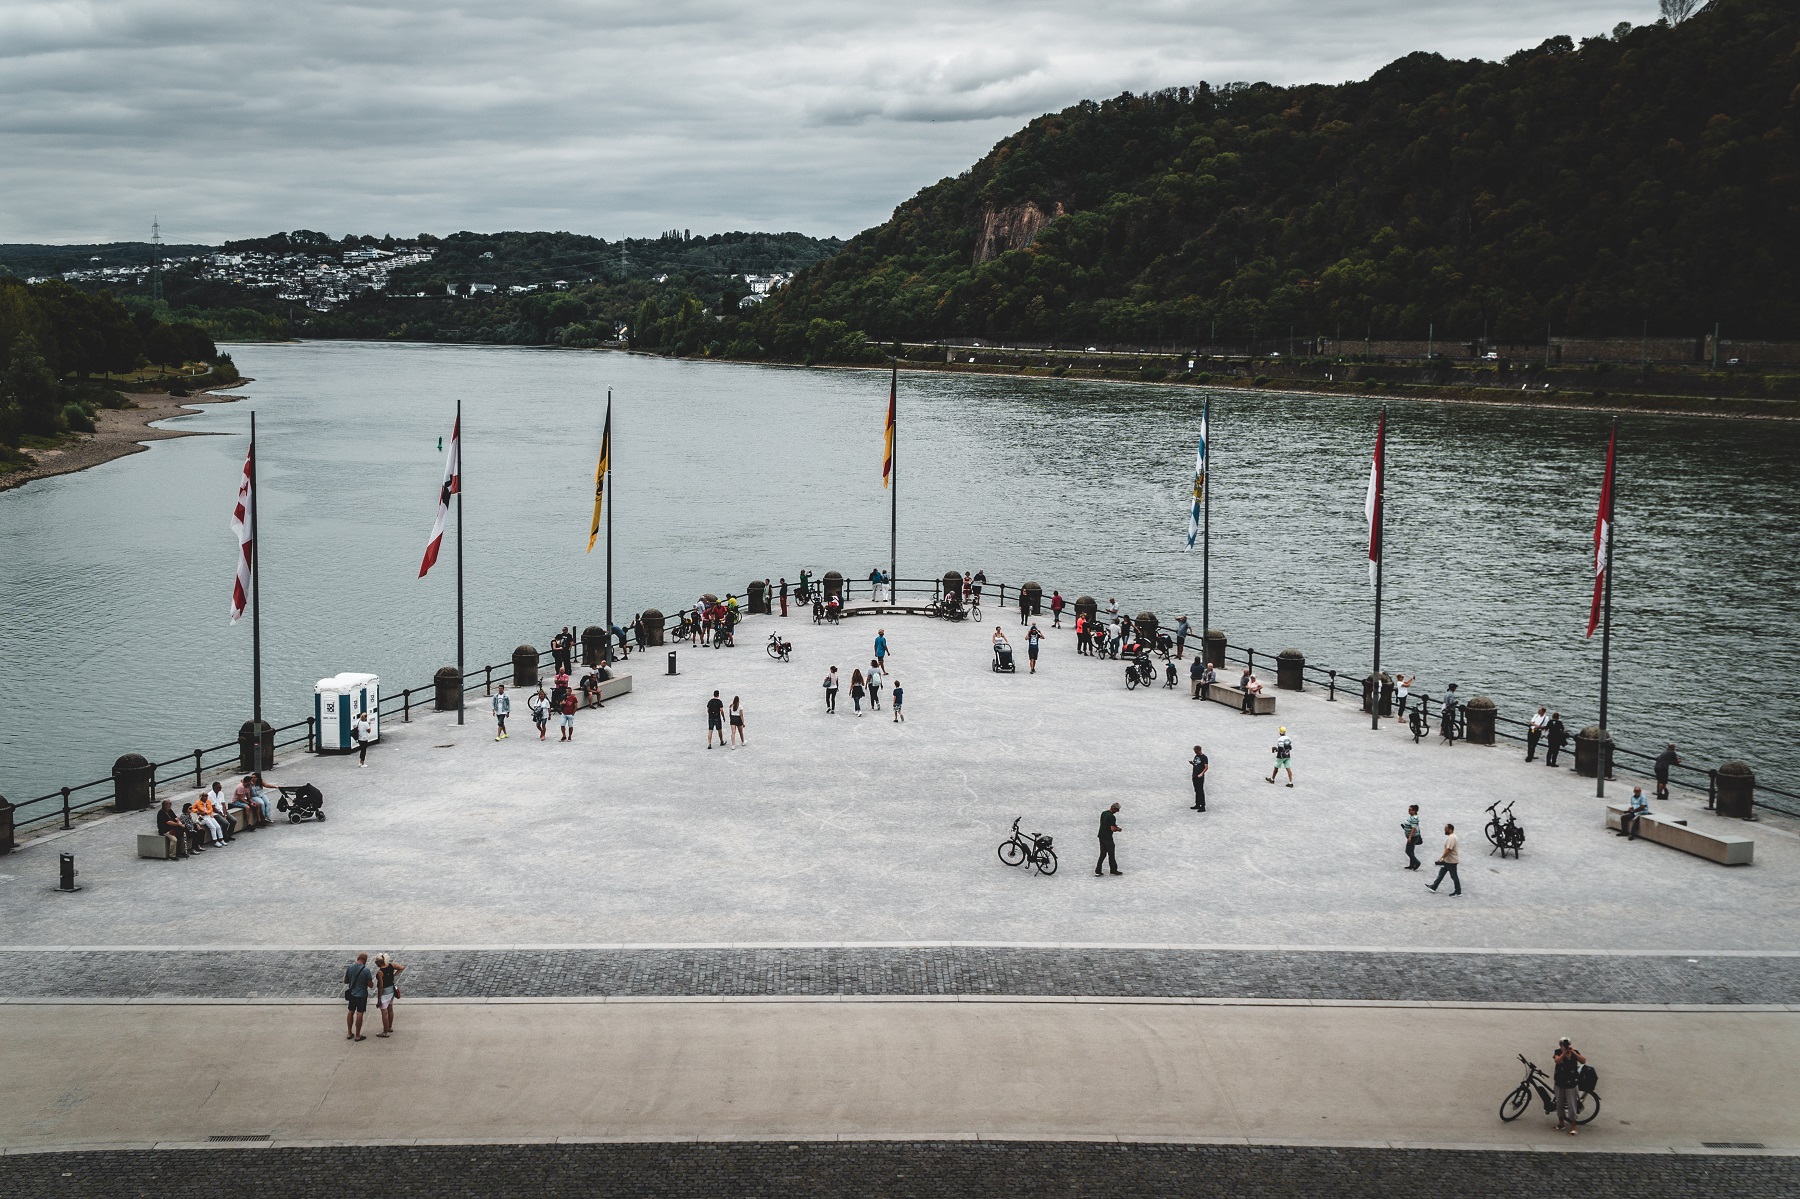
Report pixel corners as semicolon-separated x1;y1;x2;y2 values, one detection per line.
1189;745;1209;812
1394;673;1415;725
707;690;726;748
530;686;550;740
354;709;376;765
1552;1039;1587;1134
1050;590;1065;627
1654;742;1681;803
1545;712;1569;768
373;954;405;1038
890;679;904;722
1426;824;1462;895
1266;726;1294;786
1026;623;1043;674
558;689;577;741
779;577;789;617
850;668;866;716
867;660;884;710
1095;803;1123;876
491;684;511;741
824;667;839;713
1401;804;1422;870
1526;707;1548;762
729;696;746;746
1173;615;1190;660
343;952;374;1042
873;630;889;671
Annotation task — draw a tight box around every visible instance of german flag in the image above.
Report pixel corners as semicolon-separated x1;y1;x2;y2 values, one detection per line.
586;400;611;553
882;364;896;488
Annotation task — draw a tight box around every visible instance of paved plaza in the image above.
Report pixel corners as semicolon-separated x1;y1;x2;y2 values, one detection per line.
2;611;1795;951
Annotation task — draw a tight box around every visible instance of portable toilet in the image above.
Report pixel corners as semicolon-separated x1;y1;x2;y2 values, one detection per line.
315;673;380;753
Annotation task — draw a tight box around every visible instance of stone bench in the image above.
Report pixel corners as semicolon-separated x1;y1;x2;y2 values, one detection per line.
137;805;268;857
1201;681;1276;715
838;603;936;618
579;673;632;706
1605;805;1753;865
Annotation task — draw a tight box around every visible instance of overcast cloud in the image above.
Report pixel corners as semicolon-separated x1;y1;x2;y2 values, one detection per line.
1;0;1647;244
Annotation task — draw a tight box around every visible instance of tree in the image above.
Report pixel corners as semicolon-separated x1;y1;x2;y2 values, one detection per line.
4;332;66;436
1660;0;1699;23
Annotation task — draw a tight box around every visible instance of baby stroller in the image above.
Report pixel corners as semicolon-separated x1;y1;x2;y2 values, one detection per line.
992;640;1016;673
275;783;325;823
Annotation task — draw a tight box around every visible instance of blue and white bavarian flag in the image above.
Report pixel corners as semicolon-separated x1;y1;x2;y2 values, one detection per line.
1185;400;1207;550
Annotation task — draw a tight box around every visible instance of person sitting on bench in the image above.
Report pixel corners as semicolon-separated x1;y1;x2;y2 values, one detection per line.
1617;786;1650;840
579;668;604;709
234;774;272;825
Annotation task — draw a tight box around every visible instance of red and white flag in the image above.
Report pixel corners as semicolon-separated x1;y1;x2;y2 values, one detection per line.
1363;410;1385;586
229;443;254;623
419;414;461;578
1586;422;1617;639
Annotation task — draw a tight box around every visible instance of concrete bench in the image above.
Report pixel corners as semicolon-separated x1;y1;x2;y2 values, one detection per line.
580;673;632;706
1605;805;1753;866
838;603;936;618
138;833;177;860
1202;681;1276;715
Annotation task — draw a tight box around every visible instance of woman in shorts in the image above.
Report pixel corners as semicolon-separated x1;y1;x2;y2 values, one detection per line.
729;696;746;746
373;953;406;1037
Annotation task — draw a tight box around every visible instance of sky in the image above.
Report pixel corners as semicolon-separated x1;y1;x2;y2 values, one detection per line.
1;1;1651;246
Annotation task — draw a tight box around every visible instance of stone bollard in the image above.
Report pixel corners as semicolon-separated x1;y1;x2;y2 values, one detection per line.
581;625;605;666
513;645;540;687
1074;595;1097;624
111;753;154;812
1204;629;1226;668
1464;696;1497;745
747;579;766;614
1134;611;1159;646
0;793;13;853
1021;583;1042;616
237;721;276;772
641;608;665;646
1276;649;1305;691
1575;725;1614;779
943;571;962;599
435;666;462;710
1716;761;1756;819
823;571;844;603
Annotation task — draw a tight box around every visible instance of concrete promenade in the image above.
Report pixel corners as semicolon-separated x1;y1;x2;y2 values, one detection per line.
1;611;1794;950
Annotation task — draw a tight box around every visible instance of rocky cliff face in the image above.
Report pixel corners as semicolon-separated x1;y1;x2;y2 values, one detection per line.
973;200;1066;265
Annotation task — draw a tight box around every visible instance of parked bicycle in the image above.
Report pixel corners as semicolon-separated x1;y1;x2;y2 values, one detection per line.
1485;800;1525;858
1408;704;1429;743
766;632;791;661
1499;1055;1599;1124
1124;652;1157;690
997;817;1058;875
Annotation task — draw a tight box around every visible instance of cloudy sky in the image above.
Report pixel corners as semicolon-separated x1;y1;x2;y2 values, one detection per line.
2;0;1648;245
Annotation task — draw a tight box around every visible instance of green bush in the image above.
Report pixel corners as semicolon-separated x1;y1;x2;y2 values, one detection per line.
1139;367;1167;382
62;402;95;432
1253;375;1270;385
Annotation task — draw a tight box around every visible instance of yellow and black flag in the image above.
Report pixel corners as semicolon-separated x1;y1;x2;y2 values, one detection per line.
586;400;611;553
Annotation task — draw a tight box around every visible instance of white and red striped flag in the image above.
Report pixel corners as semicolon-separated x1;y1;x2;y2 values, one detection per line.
419;414;461;577
1363;410;1385;586
1586;422;1617;638
229;443;254;621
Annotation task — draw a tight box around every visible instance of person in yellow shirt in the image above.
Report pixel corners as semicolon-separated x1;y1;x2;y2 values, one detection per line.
190;792;228;847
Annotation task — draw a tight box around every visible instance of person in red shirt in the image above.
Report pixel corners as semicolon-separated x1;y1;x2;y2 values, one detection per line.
559;689;578;741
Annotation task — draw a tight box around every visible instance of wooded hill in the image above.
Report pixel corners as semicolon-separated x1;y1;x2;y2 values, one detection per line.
753;0;1798;348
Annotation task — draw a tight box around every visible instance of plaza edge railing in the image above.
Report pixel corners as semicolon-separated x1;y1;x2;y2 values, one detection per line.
6;574;1793;838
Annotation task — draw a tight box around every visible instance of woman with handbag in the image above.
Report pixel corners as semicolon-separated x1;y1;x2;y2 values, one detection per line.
373;954;406;1038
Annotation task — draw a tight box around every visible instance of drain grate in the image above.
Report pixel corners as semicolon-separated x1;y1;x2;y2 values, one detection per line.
207;1135;272;1142
1701;1142;1765;1149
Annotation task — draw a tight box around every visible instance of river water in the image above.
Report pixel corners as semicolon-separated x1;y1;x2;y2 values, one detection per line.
1;341;1795;806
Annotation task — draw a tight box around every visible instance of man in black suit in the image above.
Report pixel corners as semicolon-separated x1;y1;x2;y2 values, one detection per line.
1095;803;1123;876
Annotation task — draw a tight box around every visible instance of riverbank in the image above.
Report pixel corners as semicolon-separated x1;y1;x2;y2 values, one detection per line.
0;382;249;493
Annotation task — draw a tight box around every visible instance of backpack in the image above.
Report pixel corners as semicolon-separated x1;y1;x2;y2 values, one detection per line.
1578;1063;1598;1092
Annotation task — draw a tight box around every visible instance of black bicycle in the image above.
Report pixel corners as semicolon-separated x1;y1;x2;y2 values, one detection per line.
997;817;1058;875
1408;704;1429;743
766;632;791;661
1499;1055;1599;1124
794;579;816;604
1485;800;1525;858
1124;653;1156;689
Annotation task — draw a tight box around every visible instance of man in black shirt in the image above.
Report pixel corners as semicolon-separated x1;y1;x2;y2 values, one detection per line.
1095;803;1123;876
1545;713;1568;768
1552;1038;1587;1134
1654;743;1681;802
154;799;190;859
1190;746;1208;812
706;691;726;748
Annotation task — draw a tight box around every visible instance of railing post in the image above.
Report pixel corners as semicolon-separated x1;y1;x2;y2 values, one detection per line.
61;787;71;831
307;716;316;754
404;688;412;722
1328;670;1337;701
485;665;493;696
193;750;203;787
1246;648;1255;674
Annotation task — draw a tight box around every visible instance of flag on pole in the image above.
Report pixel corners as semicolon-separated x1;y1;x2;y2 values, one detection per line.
229;443;254;622
1364;410;1385;586
882;368;896;488
1185;402;1207;550
1586;422;1617;639
586;400;612;553
419;414;461;577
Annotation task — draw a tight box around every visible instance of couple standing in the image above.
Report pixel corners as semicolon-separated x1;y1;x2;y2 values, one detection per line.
343;952;406;1041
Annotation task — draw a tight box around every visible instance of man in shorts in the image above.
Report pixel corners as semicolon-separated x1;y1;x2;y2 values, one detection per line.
707;690;726;748
1026;622;1043;674
344;952;374;1041
1266;727;1294;787
559;689;578;741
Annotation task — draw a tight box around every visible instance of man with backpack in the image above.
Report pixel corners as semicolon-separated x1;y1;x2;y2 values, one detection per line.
1553;1038;1587;1134
1266;727;1294;786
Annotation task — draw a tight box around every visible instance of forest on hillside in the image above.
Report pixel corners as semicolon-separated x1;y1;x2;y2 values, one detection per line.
752;0;1798;350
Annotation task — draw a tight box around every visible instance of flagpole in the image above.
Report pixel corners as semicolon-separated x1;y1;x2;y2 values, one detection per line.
1201;398;1210;640
889;363;897;604
250;411;263;772
605;388;614;641
1596;418;1617;798
1371;407;1385;732
455;398;465;726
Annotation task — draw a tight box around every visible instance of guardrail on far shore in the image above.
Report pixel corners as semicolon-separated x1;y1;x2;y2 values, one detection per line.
5;575;1793;840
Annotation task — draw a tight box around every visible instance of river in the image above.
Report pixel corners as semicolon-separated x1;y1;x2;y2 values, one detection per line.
1;341;1795;807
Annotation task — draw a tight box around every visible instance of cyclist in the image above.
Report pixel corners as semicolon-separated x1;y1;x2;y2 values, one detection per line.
1553;1039;1586;1134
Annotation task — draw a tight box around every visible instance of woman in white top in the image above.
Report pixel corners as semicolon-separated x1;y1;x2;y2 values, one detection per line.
1394;673;1415;724
354;711;376;766
729;696;746;745
866;660;883;710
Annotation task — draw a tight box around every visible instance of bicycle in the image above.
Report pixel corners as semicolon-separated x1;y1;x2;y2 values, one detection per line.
1499;1055;1599;1124
766;633;791;661
996;817;1058;875
1408;705;1428;743
1485;800;1525;858
1124;653;1156;690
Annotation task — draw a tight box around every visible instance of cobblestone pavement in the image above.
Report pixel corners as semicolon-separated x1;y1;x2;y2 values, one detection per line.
4;947;1797;1003
1;1143;1794;1199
